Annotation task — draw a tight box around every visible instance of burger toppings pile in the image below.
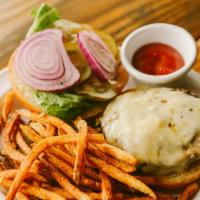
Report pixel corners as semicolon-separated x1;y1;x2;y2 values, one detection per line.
15;29;80;91
11;3;125;122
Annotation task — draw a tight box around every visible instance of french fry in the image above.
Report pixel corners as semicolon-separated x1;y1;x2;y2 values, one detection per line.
16;192;29;200
47;147;101;181
45;123;56;136
126;197;154;200
17;109;77;134
0;180;28;200
156;192;175;200
0;117;2;132
4;157;19;169
101;172;113;200
42;184;75;199
29;122;49;137
88;144;135;173
46;153;101;191
20;124;42;142
16;131;31;154
42;160;92;200
30;160;42;173
2;113;25;162
47;147;75;166
2;91;14;123
42;183;123;200
1;178;65;200
96;143;137;166
21;183;66;200
87;155;156;199
0;169;47;183
73;118;88;184
57;127;77;156
0;161;6;171
5;134;101;200
178;182;199;200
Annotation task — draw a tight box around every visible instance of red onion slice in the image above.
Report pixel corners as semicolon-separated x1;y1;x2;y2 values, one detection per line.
14;29;80;91
78;30;116;80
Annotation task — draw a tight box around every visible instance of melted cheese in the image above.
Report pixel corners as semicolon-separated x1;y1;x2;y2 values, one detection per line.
101;88;200;171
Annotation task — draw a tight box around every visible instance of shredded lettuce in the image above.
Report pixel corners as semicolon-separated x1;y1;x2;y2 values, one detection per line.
26;3;60;37
34;91;95;121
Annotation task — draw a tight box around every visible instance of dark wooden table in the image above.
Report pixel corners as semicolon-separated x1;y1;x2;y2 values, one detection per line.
1;0;200;71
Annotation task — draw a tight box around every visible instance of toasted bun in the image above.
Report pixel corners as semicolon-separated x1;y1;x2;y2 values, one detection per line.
8;53;128;113
138;161;200;189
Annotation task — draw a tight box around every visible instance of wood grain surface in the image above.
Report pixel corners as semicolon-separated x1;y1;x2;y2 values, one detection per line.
1;0;200;70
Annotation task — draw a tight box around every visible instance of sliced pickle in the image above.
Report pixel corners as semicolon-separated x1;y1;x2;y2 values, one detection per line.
74;75;117;100
95;30;119;59
65;42;91;83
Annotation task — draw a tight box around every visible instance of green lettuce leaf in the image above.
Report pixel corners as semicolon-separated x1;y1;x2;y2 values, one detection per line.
34;91;95;121
26;3;60;37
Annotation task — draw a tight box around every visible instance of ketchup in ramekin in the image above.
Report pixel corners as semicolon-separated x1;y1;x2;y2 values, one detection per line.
132;43;184;75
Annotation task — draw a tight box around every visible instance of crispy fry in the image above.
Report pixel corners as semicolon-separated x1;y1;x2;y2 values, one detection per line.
17;109;77;134
2;91;14;123
0;117;2;132
87;155;156;199
16;131;31;154
96;143;137;166
0;161;6;171
47;147;101;181
73;118;88;184
42;160;92;200
1;178;65;200
4;157;19;169
178;182;199;200
2;113;25;162
101;172;113;200
42;183;123;200
156;192;175;200
29;122;49;137
20;124;42;142
30;160;43;173
127;193;174;200
0;169;47;183
126;197;154;200
45;123;56;136
16;192;29;200
88;144;135;173
22;183;65;200
6;134;101;200
42;184;75;199
58;127;77;156
46;154;101;191
17;110;105;143
0;169;18;182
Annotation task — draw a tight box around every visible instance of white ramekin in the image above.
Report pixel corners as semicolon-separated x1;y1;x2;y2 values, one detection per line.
120;23;197;84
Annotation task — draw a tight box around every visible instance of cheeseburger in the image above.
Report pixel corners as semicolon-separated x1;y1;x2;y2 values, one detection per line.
101;87;200;188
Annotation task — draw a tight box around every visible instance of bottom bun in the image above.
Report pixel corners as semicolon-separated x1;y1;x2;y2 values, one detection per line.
137;161;200;189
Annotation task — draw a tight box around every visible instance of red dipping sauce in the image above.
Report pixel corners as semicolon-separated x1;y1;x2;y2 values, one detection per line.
132;43;185;75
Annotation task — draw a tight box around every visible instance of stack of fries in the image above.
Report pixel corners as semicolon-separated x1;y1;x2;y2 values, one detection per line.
0;91;198;200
